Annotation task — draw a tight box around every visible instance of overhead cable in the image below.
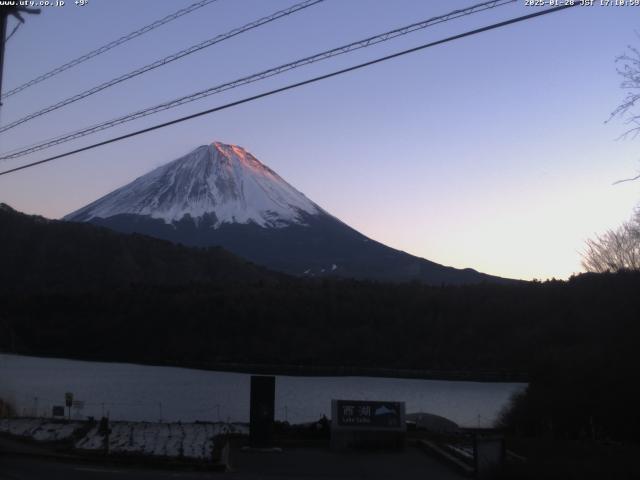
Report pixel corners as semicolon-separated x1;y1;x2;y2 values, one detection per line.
0;0;515;160
0;0;324;133
1;0;222;100
0;4;578;177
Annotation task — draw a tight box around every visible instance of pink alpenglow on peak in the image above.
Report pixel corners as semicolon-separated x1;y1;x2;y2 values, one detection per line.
65;142;323;228
65;141;510;284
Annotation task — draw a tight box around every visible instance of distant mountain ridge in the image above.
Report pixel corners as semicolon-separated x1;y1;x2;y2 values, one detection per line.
66;142;512;285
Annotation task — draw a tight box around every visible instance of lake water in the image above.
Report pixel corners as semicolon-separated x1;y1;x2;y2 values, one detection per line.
0;354;525;428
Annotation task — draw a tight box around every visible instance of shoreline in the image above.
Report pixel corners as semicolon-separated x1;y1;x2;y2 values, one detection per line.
0;351;528;383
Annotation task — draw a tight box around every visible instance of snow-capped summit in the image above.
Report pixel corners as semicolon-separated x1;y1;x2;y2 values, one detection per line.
65;141;511;285
66;142;321;228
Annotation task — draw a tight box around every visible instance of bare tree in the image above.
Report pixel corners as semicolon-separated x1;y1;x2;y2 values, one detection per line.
587;42;640;271
582;209;640;272
608;42;640;184
611;42;640;136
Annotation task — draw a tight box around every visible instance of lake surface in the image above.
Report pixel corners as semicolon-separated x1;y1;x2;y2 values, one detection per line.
0;354;525;427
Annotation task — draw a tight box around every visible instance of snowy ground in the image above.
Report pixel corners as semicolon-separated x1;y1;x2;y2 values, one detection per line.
76;421;247;460
0;418;83;442
0;418;248;461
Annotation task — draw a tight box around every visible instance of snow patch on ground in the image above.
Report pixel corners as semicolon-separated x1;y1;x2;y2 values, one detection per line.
77;421;247;459
447;444;474;460
1;418;248;461
0;418;83;442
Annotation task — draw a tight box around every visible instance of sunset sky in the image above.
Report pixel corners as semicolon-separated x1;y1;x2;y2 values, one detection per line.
1;0;638;281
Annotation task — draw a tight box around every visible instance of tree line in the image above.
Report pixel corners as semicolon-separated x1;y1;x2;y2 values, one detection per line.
2;271;640;441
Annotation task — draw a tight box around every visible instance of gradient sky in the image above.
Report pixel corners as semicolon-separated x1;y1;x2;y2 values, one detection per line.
1;0;639;281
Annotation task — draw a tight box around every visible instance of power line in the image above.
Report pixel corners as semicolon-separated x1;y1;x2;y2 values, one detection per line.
0;0;516;161
0;0;324;134
1;0;221;101
0;4;577;178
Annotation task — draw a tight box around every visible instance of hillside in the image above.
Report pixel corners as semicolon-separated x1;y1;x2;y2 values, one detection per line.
3;202;640;442
0;203;278;292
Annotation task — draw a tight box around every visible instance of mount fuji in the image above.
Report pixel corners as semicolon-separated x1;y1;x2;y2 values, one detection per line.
65;142;507;284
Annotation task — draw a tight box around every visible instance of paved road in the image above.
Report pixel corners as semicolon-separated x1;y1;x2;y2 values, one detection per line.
0;447;465;480
0;455;216;480
227;447;465;480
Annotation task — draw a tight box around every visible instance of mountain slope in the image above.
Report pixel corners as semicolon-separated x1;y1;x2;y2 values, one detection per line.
0;203;277;292
68;142;321;227
66;142;510;285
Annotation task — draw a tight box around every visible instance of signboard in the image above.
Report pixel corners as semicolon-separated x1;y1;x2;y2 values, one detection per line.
331;400;406;451
64;392;74;408
72;400;85;409
52;406;65;417
335;400;403;428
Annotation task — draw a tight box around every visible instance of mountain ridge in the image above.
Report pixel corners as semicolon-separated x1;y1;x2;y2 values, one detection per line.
0;203;278;292
65;141;513;285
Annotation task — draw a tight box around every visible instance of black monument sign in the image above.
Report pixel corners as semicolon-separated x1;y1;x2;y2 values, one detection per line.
249;375;275;448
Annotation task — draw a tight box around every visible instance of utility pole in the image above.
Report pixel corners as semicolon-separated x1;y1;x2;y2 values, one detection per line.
0;6;40;105
0;8;8;102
